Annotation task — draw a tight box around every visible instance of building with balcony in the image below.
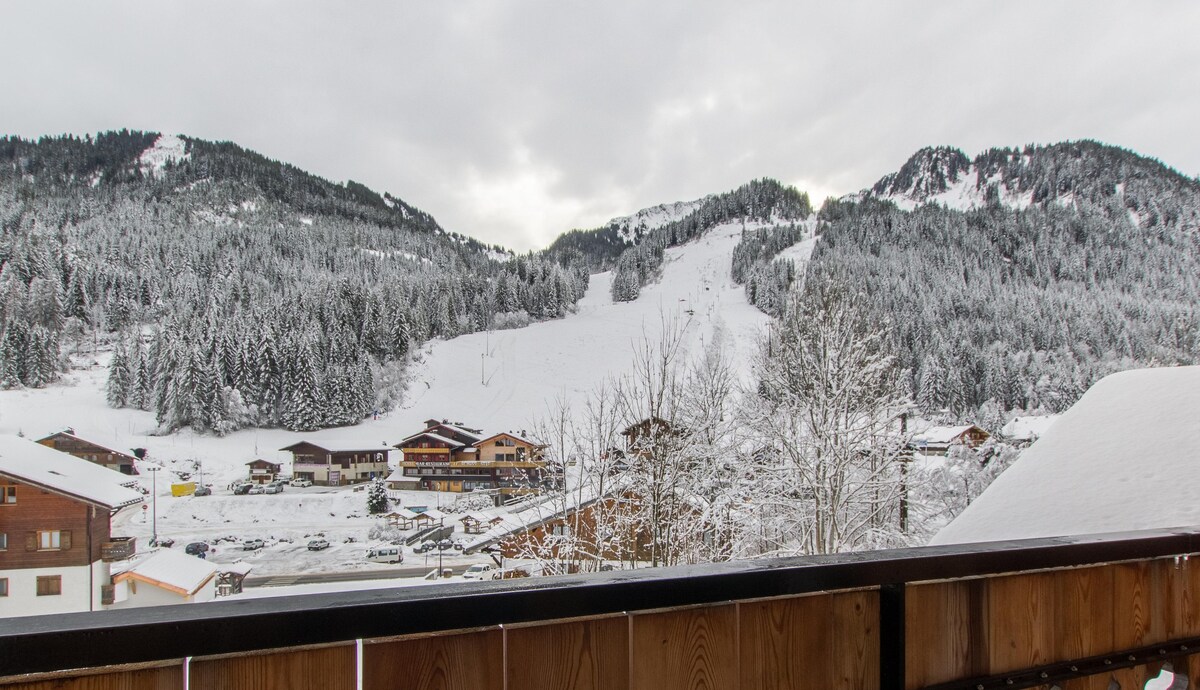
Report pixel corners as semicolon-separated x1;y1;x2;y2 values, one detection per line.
395;420;548;499
0;436;143;619
280;441;391;486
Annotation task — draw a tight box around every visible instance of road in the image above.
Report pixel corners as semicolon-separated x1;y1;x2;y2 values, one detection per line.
246;565;468;588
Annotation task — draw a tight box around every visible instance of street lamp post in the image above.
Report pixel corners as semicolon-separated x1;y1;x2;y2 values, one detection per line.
148;466;160;545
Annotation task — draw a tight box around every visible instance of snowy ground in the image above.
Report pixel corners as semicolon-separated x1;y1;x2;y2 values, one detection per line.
0;220;807;579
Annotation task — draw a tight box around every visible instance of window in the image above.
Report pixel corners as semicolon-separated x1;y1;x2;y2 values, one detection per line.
551;524;571;537
0;532;6;550
38;531;62;550
1;483;15;504
36;575;61;596
0;578;7;596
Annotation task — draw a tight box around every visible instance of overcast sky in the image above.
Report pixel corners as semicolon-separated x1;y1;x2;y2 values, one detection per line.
3;2;1198;251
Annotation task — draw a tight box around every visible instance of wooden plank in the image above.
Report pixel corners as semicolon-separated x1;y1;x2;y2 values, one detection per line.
1113;561;1158;649
904;581;984;689
506;617;628;690
830;590;879;689
986;572;1055;674
740;594;830;690
0;666;183;690
631;605;737;690
1054;565;1115;661
190;645;354;690
363;630;502;690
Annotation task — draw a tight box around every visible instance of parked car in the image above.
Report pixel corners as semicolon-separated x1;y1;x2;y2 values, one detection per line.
413;540;436;554
462;563;497;581
248;485;265;495
291;478;313;488
233;483;253;495
150;536;175;548
263;483;283;494
436;538;454;551
243;539;265;550
307;538;330;551
452;539;466;551
184;542;209;556
366;547;404;564
193;486;212;497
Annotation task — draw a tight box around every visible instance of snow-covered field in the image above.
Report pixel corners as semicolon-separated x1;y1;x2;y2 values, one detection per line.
0;220;799;579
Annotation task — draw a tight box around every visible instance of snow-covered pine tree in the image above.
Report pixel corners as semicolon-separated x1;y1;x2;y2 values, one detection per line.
367;477;388;514
106;339;131;407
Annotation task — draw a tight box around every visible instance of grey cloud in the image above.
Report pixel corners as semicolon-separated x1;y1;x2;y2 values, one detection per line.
2;2;1197;250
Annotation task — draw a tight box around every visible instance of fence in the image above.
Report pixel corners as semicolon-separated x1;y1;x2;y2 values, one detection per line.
3;527;1200;689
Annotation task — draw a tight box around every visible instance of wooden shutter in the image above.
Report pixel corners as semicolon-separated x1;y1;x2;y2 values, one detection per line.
60;530;72;550
25;532;37;551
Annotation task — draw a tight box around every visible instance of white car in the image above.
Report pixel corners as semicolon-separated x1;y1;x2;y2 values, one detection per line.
462;563;497;581
291;478;313;488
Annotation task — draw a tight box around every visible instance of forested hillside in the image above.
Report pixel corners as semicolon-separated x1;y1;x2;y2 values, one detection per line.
0;131;589;432
811;141;1200;419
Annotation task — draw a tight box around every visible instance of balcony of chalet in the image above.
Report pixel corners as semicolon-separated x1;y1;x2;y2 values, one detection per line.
3;527;1200;690
99;536;137;562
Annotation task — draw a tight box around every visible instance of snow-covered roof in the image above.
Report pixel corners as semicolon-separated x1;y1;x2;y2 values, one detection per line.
113;550;218;596
426;422;483;443
423;509;446;521
395;431;464;448
38;428;139;460
280;440;391;454
384;469;419;483
391;508;420;520
473;431;543;448
0;436;144;510
911;425;979;445
219;561;254;576
462;477;624;552
1000;415;1058;442
933;367;1200;545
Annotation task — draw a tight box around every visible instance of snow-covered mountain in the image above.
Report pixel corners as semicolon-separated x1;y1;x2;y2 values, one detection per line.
819;140;1200;416
863;141;1200;232
0;217;793;481
606;198;706;243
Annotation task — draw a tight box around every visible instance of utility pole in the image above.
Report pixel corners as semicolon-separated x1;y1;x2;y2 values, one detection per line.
898;412;910;534
149;466;160;544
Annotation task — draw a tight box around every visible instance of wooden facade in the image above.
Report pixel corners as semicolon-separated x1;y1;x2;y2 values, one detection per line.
620;417;681;456
909;424;991;456
498;495;651;566
36;431;138;475
246;459;282;484
0;476;109;571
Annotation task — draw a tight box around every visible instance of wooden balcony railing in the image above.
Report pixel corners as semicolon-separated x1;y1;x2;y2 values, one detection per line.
99;536;136;562
3;527;1200;690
